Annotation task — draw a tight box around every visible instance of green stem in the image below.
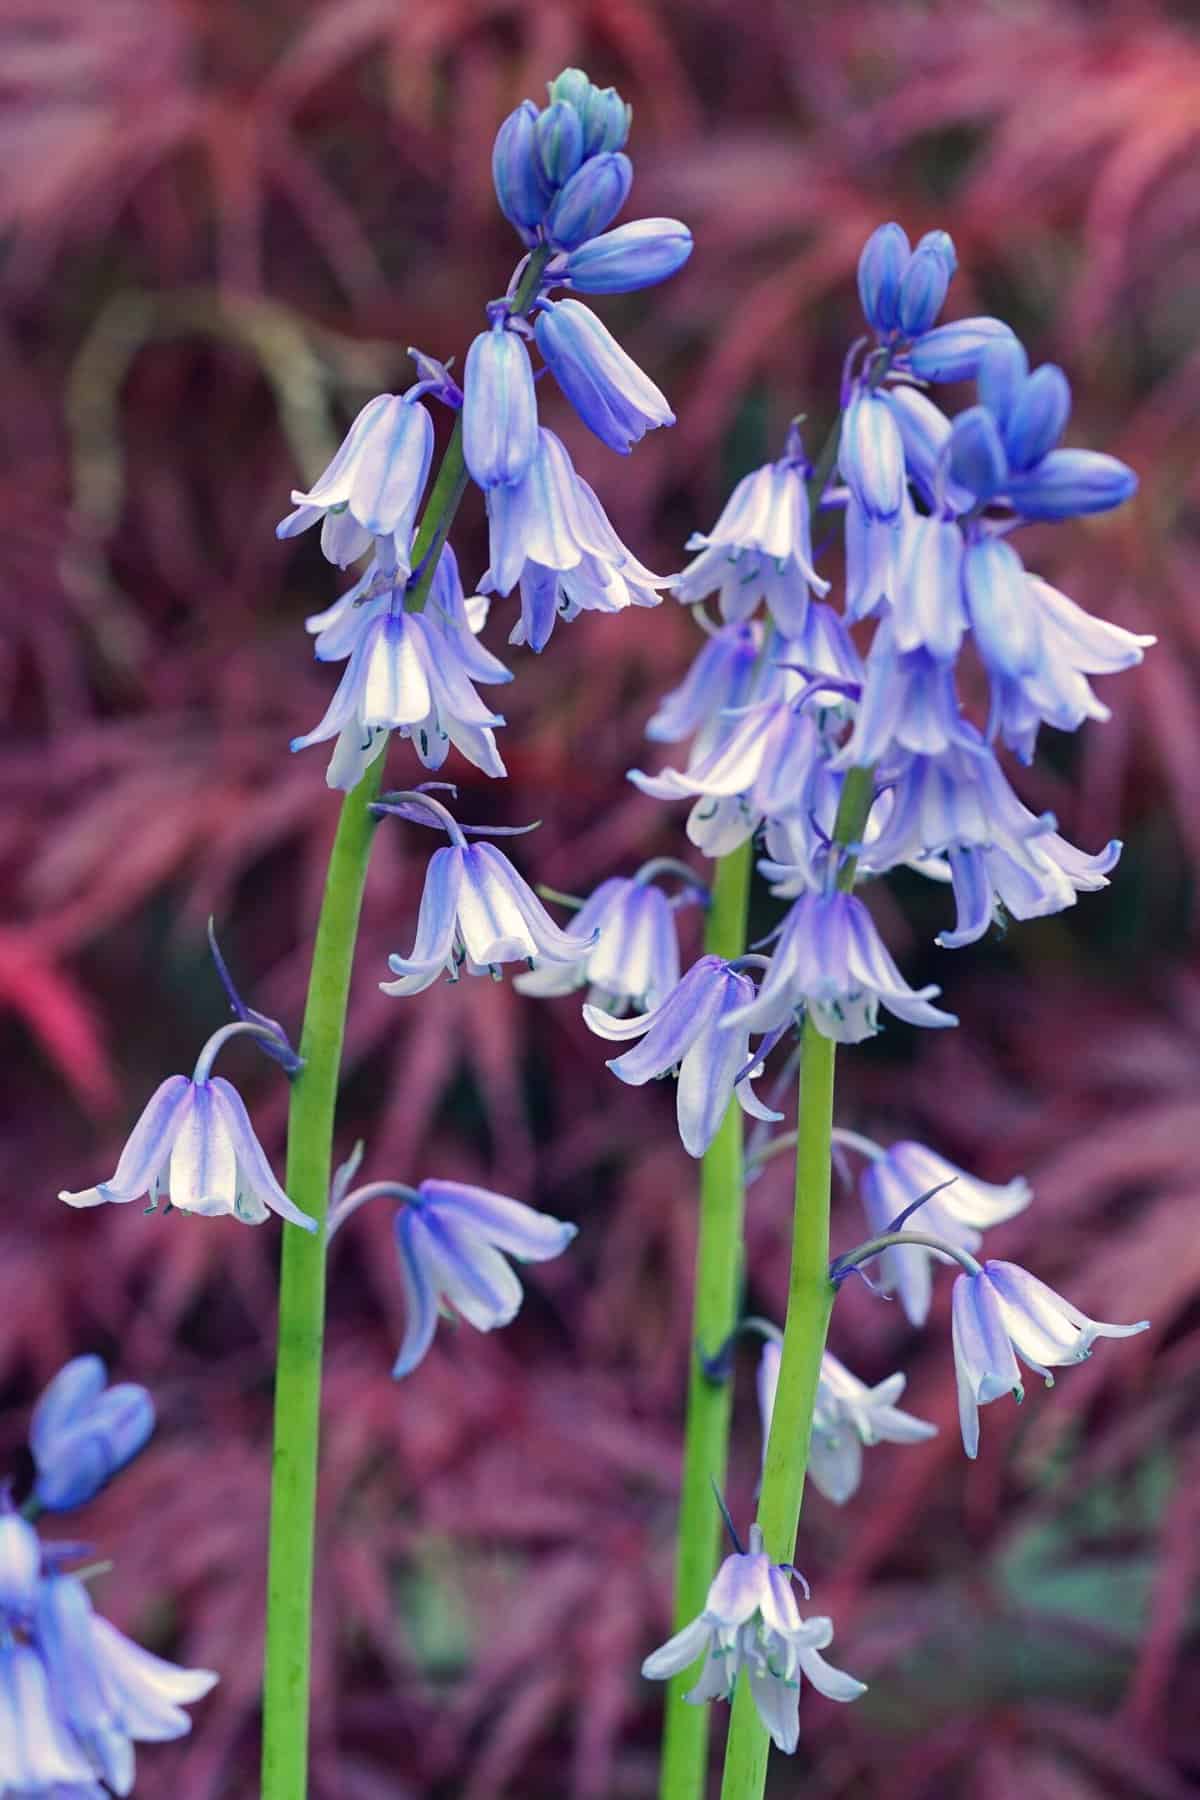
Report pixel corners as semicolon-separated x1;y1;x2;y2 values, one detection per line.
261;758;382;1799
718;764;875;1800
657;839;752;1800
259;250;553;1788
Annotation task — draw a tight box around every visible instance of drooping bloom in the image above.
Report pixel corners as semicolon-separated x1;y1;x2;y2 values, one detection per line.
291;579;512;789
462;319;540;489
672;450;830;638
641;1524;865;1753
757;1340;936;1506
381;834;596;998
864;737;1122;945
839;387;906;522
58;1034;316;1230
276;393;434;572
386;1181;577;1376
0;1507;40;1617
0;1635;100;1792
860;1141;1032;1327
34;1569;217;1795
727;890;957;1043
29;1358;154;1514
834;620;976;767
514;869;691;1012
533;298;673;453
951;1261;1148;1457
644;619;765;760
583;955;779;1158
482;428;665;652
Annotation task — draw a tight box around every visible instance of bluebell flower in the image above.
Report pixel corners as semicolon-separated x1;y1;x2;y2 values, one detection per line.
857;222;956;340
546;151;633;249
34;1569;217;1793
631;697;838;858
886;510;968;660
0;1636;100;1791
726;891;957;1043
291;584;512;789
672;451;830;638
380;823;596;998
328;1174;576;1377
904;316;1016;383
559;218;692;293
553;72;631;156
1006;448;1138;520
631;609;859;854
641;1524;865;1753
757;1340;936;1507
952;1262;1148;1457
482;428;665;652
839;388;906;521
492;101;552;241
986;574;1154;762
30;1358;154;1515
947;406;1010;502
835;620;975;767
534;99;584;186
276;393;433;572
58;1029;316;1230
0;1506;40;1617
880;385;974;515
462;319;540;489
515;868;691;1012
584;955;780;1158
645;620;765;758
533;299;674;453
859;1141;1032;1327
863;737;1122;943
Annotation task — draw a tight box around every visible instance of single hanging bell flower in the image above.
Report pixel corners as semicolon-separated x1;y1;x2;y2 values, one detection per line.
463;318;540;489
58;1026;316;1230
840;388;906;521
276;393;434;572
533;298;674;453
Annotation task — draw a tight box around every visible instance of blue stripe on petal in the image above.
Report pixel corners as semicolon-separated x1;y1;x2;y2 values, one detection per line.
392;1207;441;1377
418;1181;576;1262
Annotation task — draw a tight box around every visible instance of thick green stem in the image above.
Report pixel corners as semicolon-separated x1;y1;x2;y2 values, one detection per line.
657;840;752;1800
718;765;875;1800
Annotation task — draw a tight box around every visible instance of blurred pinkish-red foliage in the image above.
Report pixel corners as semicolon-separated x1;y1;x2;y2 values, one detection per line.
2;0;1199;1795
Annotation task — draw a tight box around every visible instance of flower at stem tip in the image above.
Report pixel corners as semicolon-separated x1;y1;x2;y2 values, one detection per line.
952;1261;1149;1458
57;1023;315;1231
641;1522;865;1753
327;1154;576;1377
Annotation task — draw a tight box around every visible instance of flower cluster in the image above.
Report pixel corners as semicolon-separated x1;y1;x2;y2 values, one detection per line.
641;1525;865;1753
279;68;694;792
0;1362;214;1795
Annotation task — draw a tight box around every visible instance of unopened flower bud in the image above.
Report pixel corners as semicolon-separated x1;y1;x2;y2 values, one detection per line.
563;218;692;293
546;152;633;250
1006;449;1138;519
1004;363;1071;472
535;100;584;187
897;239;953;337
492;101;551;236
907;316;1015;383
857;222;910;335
976;336;1029;433
947;405;1009;500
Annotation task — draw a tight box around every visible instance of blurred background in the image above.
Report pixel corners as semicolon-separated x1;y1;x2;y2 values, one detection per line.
2;0;1199;1794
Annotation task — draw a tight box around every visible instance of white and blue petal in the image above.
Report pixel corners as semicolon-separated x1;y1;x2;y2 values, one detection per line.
58;1075;191;1209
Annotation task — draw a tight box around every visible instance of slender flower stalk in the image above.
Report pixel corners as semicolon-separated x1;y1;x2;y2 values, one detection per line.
657;838;752;1800
261;248;552;1800
719;763;875;1800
